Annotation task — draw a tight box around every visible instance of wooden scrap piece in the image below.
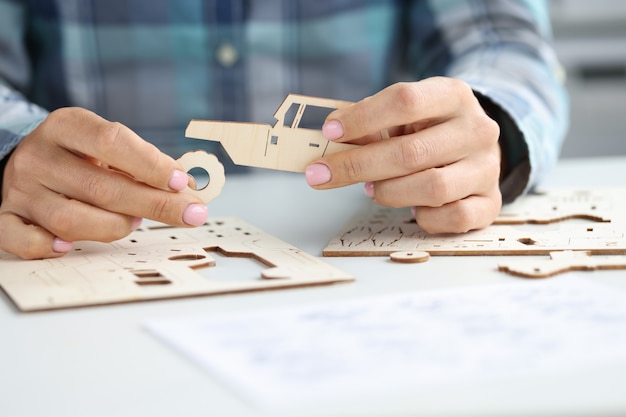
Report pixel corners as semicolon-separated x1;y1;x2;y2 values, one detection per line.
498;251;626;278
0;217;354;312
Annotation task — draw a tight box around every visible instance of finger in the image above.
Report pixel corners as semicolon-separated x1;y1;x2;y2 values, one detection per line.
39;107;188;192
38;151;206;227
11;189;141;243
0;212;67;260
413;190;502;234
368;154;501;208
323;78;471;142
310;114;497;189
320;124;461;188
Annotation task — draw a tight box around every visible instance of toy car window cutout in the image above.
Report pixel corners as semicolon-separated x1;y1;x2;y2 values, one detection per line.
297;105;335;130
282;103;299;127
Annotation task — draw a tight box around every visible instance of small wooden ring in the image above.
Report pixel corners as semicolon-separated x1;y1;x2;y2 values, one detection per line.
389;251;430;264
176;151;226;203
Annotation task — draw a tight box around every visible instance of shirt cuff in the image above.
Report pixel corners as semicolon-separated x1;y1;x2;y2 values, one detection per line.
474;91;530;204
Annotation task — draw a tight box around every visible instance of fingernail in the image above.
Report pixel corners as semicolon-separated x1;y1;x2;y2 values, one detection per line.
305;163;332;186
411;206;417;217
131;217;143;230
169;169;189;191
52;237;73;253
322;120;344;140
364;182;375;198
183;204;208;226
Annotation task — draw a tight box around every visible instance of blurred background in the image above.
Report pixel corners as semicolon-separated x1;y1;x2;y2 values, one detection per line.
550;0;626;158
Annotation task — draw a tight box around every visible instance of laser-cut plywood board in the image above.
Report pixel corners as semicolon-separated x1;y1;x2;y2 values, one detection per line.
323;189;626;257
0;217;353;312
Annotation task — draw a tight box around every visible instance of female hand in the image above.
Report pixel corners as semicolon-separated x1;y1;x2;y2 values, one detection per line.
0;107;208;259
306;77;502;234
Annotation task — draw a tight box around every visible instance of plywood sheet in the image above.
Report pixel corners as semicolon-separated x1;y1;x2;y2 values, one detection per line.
0;217;353;312
323;189;626;257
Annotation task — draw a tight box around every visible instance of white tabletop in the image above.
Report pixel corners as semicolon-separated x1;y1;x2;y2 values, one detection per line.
1;156;626;417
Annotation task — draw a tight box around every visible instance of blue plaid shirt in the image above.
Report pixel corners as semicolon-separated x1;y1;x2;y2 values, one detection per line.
0;0;568;201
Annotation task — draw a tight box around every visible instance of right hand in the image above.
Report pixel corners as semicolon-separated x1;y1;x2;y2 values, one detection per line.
0;107;208;259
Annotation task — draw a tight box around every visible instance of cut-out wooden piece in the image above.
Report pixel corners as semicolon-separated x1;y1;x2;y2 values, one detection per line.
498;251;626;278
0;218;354;312
494;189;619;224
176;150;226;203
323;189;626;257
185;94;360;172
389;251;430;264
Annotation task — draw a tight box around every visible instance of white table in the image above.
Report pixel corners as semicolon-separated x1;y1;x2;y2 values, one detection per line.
1;156;626;417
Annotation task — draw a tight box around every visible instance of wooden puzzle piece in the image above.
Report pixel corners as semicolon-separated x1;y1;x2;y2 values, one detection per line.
0;217;354;312
498;251;626;278
494;189;619;224
323;189;626;257
389;251;430;264
184;94;360;173
176;150;226;203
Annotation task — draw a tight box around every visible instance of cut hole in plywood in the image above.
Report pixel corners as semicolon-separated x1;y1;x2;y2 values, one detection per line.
135;278;173;286
187;166;210;191
132;270;163;278
132;270;173;286
176;150;225;203
168;253;212;269
198;249;267;283
169;254;207;261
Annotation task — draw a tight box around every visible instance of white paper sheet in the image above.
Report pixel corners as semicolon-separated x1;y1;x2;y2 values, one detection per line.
146;278;626;408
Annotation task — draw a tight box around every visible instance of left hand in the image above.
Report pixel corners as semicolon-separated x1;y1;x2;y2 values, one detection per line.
305;77;502;234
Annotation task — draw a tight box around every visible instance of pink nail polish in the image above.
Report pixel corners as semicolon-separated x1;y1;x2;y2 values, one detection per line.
322;120;344;140
183;204;208;226
131;217;143;230
364;182;375;198
305;164;332;186
52;237;73;253
169;169;189;191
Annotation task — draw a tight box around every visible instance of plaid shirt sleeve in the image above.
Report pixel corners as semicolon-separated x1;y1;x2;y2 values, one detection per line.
0;1;49;161
423;1;569;201
0;0;568;202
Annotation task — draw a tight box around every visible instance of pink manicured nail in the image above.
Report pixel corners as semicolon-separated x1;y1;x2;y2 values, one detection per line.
322;120;344;140
364;182;375;198
52;238;73;253
169;169;189;191
131;217;143;230
183;204;208;226
305;164;332;186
